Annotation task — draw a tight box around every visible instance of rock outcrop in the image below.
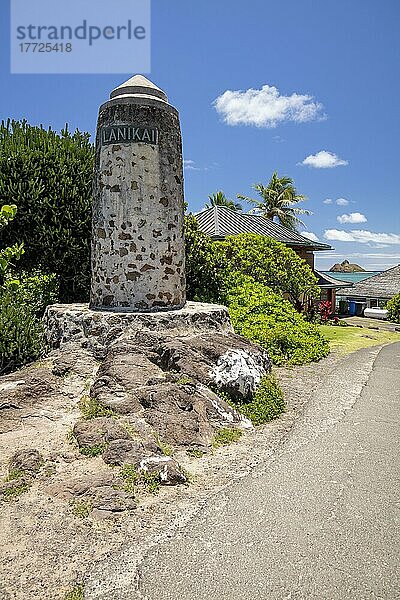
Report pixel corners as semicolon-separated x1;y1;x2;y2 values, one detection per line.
1;303;271;520
330;259;365;273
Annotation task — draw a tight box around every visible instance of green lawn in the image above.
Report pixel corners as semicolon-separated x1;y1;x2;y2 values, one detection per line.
319;325;400;355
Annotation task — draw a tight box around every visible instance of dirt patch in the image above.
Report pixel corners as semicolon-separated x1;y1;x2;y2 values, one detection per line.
0;349;340;599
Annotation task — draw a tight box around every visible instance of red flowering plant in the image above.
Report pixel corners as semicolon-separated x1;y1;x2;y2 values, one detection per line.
318;300;333;323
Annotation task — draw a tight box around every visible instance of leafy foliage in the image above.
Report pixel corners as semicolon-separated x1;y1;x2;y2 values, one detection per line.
218;233;319;307
3;270;58;316
232;374;285;425
237;171;311;231
0;270;58;373
0;120;94;302
227;275;329;365
205;191;242;211
318;300;333;323
0;289;45;373
184;213;228;303
386;293;400;323
0;204;24;277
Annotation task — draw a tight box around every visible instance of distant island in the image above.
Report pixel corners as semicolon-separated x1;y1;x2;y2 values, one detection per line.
329;259;366;273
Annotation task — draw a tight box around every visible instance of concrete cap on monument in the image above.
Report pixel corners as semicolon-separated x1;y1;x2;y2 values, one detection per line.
90;74;186;312
110;74;168;103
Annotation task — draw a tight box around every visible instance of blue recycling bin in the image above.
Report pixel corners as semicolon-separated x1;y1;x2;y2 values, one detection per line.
348;301;356;316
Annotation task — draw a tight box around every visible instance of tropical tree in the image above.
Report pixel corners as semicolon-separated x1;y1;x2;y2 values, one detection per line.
237;172;311;231
205;191;242;211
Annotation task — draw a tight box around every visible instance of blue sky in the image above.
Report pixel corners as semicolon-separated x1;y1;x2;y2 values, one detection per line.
1;0;399;270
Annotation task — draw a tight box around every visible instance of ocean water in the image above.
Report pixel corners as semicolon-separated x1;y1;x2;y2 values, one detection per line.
320;271;382;283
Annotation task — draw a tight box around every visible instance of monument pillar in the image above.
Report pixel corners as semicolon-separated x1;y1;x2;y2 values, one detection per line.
90;74;186;311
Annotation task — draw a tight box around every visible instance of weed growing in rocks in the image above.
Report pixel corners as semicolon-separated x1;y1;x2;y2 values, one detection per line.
154;434;173;457
176;375;193;385
119;464;161;496
69;499;92;519
186;448;205;458
78;395;114;420
119;422;139;438
212;428;243;449
1;469;31;501
64;583;84;599
79;443;108;458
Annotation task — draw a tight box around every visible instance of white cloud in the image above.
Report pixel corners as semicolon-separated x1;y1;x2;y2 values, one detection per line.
324;198;350;206
300;231;320;242
324;229;400;245
213;84;325;128
301;150;348;168
337;212;367;224
183;159;200;171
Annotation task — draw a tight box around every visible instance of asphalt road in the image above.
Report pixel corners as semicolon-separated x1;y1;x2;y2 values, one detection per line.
137;343;400;600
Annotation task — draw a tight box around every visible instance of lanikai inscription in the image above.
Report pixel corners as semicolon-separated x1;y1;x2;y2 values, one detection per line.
101;125;159;145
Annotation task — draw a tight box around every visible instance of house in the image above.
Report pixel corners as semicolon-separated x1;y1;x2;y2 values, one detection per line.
337;264;400;309
195;205;345;303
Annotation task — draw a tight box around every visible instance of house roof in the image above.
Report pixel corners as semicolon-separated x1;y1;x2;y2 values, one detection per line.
315;271;351;289
195;206;332;251
338;264;400;299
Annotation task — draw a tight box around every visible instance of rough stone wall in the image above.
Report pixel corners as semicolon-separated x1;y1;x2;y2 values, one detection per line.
44;301;233;358
90;98;186;311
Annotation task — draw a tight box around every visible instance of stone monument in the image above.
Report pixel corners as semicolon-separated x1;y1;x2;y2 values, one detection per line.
40;75;271;471
44;74;234;352
90;74;185;311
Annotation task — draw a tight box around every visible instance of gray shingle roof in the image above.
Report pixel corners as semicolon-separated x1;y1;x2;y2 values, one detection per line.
195;206;332;250
315;271;351;288
339;264;400;299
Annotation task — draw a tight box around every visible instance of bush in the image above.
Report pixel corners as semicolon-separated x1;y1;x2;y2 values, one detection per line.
0;204;24;276
3;270;58;316
386;293;400;323
227;275;329;365
0;289;45;373
184;214;228;303
233;373;285;425
0;120;94;302
218;233;319;308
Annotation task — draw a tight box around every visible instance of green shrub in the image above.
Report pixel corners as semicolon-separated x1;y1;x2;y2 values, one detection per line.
0;120;94;302
4;270;58;316
233;374;285;425
218;233;319;308
184;214;228;303
0;289;45;373
227;275;329;365
386;293;400;323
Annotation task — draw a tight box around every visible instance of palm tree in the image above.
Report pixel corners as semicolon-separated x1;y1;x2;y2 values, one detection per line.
237;172;311;231
205;191;242;211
